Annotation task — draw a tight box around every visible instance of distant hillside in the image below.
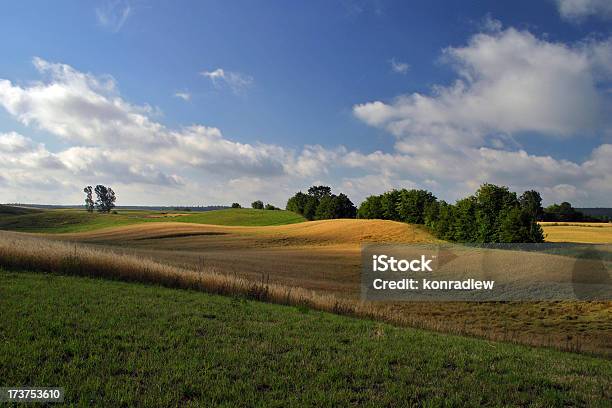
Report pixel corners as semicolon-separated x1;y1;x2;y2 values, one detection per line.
0;204;42;215
0;208;305;233
3;204;229;212
578;208;612;218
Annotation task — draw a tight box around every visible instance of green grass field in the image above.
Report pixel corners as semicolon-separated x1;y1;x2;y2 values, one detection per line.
1;269;610;407
0;206;306;233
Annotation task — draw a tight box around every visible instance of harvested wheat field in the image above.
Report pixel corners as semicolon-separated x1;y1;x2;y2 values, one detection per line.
541;222;612;243
18;220;607;356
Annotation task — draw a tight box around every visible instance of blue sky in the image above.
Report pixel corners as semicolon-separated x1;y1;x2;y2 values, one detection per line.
0;0;611;206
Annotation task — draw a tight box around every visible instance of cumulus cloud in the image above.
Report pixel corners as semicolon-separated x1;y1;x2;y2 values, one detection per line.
1;25;612;208
174;91;191;101
355;28;610;141
0;58;330;205
390;58;410;74
352;25;612;205
556;0;612;22
201;68;254;94
95;0;132;32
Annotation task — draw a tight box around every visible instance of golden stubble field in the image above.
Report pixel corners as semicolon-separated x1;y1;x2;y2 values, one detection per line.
32;219;611;356
541;222;612;243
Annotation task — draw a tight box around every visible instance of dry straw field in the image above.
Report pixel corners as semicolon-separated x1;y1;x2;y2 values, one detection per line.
541;222;612;243
2;217;610;356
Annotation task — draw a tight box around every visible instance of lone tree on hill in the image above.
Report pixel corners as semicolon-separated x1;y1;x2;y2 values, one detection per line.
83;186;94;213
231;203;242;208
251;200;264;210
94;185;116;213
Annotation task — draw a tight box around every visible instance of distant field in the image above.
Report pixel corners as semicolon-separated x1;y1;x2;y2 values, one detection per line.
3;222;610;355
541;222;612;243
1;270;610;406
0;206;306;233
2;207;611;355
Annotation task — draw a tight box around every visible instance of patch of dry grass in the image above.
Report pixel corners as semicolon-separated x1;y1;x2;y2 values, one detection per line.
541;222;612;244
1;231;610;357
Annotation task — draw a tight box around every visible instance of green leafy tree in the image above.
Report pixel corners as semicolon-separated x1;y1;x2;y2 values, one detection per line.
302;196;319;221
497;207;543;243
380;190;402;221
474;184;518;242
423;200;440;228
451;197;478;242
286;191;309;214
307;185;332;200
544;202;584;222
251;200;264;210
396;189;437;224
519;190;544;221
264;204;278;210
83;186;94;213
231;203;241;208
315;194;357;220
94;185;116;213
315;195;335;220
431;201;453;239
334;193;357;219
357;195;384;219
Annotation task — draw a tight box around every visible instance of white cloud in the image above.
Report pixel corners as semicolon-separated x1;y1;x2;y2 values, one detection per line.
390;58;410;74
201;68;254;94
95;0;132;32
0;58;331;206
556;0;612;22
1;26;612;209
355;28;611;142
351;26;612;206
173;91;191;101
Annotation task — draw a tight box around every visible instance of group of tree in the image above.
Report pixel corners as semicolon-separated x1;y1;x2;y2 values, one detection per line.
286;185;356;220
358;184;545;243
83;185;116;213
251;200;280;210
541;202;607;222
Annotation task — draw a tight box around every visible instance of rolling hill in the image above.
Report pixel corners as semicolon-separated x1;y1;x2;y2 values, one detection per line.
0;207;306;233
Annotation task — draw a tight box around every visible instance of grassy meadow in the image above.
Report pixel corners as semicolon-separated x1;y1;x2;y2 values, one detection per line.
1;227;610;356
0;205;611;405
1;269;610;407
0;205;306;233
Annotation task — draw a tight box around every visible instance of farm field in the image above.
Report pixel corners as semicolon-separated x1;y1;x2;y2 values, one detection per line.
0;206;306;233
541;222;612;244
1;270;610;406
1;207;610;355
50;221;611;355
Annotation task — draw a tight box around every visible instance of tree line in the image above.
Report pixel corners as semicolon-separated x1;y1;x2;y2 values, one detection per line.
542;202;608;222
358;184;545;243
230;201;281;210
